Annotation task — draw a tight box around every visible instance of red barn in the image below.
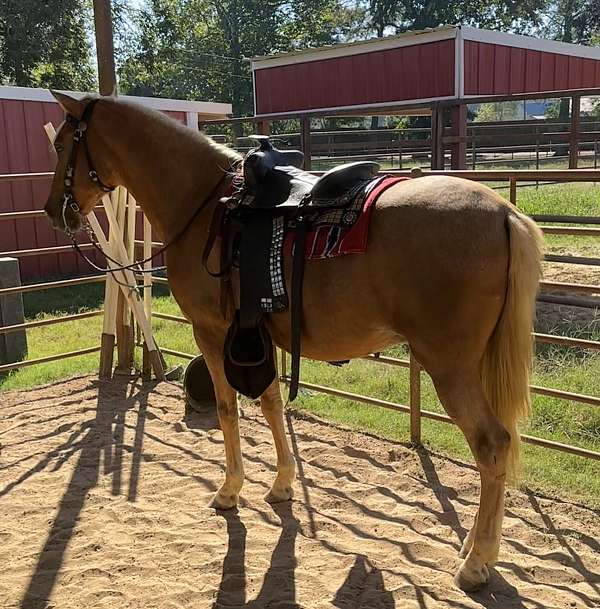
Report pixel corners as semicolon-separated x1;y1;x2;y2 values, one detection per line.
250;26;600;168
0;86;231;281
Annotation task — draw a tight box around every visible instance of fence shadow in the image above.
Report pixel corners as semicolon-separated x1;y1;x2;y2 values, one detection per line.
19;377;153;609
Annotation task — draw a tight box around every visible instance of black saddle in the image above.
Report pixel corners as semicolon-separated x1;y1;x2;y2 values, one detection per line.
243;135;380;208
211;136;381;400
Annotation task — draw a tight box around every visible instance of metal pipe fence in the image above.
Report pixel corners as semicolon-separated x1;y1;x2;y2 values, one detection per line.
2;168;600;462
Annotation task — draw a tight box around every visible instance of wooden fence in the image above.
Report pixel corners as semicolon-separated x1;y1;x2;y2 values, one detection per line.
1;168;600;462
206;119;600;171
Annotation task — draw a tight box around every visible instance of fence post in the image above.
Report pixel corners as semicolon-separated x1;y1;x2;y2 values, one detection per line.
142;210;152;380
509;177;517;205
0;258;27;369
409;349;421;446
569;95;581;169
300;115;312;171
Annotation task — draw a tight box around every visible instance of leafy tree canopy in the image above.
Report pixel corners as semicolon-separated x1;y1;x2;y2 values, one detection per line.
0;0;94;89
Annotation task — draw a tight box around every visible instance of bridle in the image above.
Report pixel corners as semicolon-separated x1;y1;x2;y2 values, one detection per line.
60;98;114;236
56;98;232;279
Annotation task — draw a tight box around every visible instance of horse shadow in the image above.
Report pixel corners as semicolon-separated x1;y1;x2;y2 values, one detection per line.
213;501;395;609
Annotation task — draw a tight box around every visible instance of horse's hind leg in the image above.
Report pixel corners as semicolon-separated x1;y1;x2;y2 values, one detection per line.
432;368;511;592
260;378;295;503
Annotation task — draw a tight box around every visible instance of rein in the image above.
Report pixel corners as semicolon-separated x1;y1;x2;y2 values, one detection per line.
59;98;232;277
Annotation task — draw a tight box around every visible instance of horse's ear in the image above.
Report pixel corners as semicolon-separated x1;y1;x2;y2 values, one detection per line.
50;90;85;119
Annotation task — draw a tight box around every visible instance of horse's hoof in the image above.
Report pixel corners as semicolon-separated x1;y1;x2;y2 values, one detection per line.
454;559;490;592
209;491;239;510
264;484;294;504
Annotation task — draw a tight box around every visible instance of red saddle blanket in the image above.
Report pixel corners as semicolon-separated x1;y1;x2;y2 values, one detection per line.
283;176;408;260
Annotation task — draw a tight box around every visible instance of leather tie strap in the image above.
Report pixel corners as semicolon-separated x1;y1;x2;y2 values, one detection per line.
289;218;308;402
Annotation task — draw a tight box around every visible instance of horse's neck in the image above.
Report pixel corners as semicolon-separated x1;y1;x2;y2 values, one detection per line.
100;101;238;242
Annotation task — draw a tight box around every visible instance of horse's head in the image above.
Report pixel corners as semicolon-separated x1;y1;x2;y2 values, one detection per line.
45;91;115;233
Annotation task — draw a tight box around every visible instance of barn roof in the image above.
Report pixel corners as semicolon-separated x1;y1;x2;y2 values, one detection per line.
0;86;232;120
250;26;600;117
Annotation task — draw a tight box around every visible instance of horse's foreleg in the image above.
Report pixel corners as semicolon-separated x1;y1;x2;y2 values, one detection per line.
260;377;295;503
432;368;510;592
193;326;244;510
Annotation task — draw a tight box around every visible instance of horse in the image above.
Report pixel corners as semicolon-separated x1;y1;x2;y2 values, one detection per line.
44;91;543;591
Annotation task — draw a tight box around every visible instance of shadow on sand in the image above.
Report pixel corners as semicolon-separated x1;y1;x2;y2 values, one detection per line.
10;378;598;609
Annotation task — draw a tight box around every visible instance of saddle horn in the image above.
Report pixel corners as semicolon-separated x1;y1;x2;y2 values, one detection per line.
246;135;305;177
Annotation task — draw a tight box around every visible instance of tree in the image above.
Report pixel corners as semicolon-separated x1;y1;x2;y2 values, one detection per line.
0;0;94;89
118;0;351;116
474;101;523;122
364;0;545;37
539;0;600;120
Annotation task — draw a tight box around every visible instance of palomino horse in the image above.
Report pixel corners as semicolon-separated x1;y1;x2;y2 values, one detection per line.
44;92;543;591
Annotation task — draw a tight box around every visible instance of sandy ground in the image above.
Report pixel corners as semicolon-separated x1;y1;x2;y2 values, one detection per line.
1;376;599;609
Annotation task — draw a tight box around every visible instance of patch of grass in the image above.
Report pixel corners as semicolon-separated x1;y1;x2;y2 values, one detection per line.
292;356;600;507
0;287;198;391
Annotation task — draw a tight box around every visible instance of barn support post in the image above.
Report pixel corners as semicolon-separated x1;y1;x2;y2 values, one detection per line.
449;104;468;170
569;95;581;169
300;115;312;171
93;0;134;374
409;350;422;445
430;104;444;170
92;0;117;95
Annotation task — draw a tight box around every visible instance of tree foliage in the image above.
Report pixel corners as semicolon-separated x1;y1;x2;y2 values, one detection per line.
118;0;352;115
366;0;545;37
0;0;94;89
2;0;600;119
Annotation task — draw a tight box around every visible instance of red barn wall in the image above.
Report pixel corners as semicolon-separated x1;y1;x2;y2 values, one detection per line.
463;40;600;95
0;98;186;281
254;39;456;115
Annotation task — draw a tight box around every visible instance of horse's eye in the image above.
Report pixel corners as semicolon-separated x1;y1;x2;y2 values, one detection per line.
54;143;64;153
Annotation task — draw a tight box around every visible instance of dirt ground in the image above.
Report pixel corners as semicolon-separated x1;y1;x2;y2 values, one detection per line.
1;376;599;609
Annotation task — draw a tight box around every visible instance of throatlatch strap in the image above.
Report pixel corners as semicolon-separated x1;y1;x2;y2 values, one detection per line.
289;219;308;401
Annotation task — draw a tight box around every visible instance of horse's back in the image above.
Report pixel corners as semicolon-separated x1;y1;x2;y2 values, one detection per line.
269;175;512;362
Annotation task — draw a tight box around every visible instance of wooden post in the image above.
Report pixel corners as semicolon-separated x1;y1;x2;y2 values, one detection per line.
300;115;312;171
430;104;444;170
0;258;27;369
94;196;165;380
142;212;152;380
509;177;517;205
569;95;581;169
92;0;117;95
114;187;134;373
409;350;421;446
449;104;467;170
257;120;270;136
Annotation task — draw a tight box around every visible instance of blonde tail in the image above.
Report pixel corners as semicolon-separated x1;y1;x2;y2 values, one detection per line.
481;210;544;481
